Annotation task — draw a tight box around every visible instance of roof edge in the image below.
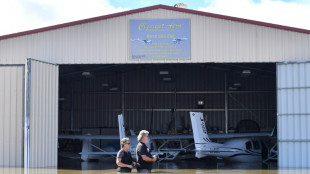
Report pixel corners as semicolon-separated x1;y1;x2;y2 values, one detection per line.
168;5;310;34
0;4;309;40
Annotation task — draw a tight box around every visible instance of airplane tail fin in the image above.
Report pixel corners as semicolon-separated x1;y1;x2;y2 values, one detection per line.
118;114;126;140
190;112;211;144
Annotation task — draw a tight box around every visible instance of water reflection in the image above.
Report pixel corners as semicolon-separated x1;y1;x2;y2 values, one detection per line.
59;158;278;170
0;168;58;174
1;158;310;174
154;159;277;170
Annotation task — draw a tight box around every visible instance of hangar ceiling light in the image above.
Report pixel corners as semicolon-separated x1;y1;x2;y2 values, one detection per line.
241;70;251;77
197;100;204;106
82;71;91;76
109;87;118;91
102;83;109;87
242;70;251;74
81;71;95;78
163;77;171;81
228;86;237;90
233;83;241;86
159;71;169;75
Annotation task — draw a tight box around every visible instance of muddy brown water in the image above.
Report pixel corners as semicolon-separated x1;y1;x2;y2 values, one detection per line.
1;168;310;174
1;158;309;174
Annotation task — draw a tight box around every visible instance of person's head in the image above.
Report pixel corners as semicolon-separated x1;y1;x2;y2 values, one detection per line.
120;137;130;149
137;130;149;143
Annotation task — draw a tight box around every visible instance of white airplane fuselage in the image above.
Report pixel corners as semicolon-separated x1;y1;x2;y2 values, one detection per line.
195;138;262;162
190;112;263;163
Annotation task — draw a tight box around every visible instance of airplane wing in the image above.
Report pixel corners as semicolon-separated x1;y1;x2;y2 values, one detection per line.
79;152;117;155
59;132;272;140
208;132;272;139
79;151;163;155
149;134;193;140
58;134;120;140
148;131;272;140
194;149;239;153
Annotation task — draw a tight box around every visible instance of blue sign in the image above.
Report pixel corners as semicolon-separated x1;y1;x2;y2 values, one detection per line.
130;19;190;60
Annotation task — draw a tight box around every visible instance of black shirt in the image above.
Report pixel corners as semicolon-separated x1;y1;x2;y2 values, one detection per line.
136;142;153;170
117;148;133;173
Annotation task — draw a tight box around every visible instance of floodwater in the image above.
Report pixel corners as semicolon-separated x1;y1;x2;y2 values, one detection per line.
1;158;309;174
2;168;310;174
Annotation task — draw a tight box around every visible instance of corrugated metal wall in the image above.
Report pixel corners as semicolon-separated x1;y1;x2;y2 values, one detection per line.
26;60;59;168
59;64;276;133
0;65;24;167
277;62;310;168
0;9;309;65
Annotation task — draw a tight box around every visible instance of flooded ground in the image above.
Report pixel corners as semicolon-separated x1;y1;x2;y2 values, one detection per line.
1;158;309;174
58;157;277;170
2;168;310;174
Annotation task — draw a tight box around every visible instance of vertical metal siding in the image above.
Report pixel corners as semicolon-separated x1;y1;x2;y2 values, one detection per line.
0;65;24;167
0;9;309;65
27;60;59;168
277;62;310;168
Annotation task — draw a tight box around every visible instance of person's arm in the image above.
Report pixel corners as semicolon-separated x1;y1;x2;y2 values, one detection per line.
116;158;133;168
138;144;157;162
141;155;156;162
129;152;136;166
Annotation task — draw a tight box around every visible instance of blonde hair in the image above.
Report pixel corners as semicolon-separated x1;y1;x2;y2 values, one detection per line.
137;130;149;142
120;137;130;148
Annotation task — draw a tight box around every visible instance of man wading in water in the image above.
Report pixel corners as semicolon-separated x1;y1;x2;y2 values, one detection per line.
136;130;157;173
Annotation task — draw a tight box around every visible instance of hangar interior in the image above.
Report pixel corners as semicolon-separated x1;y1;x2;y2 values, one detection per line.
58;63;276;154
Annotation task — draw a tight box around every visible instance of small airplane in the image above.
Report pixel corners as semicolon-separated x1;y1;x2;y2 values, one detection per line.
189;112;274;163
172;37;188;44
131;38;152;44
59;114;161;160
58;113;275;162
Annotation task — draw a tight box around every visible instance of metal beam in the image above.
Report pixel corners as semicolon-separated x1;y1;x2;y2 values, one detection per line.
24;59;31;168
278;139;310;142
224;72;228;134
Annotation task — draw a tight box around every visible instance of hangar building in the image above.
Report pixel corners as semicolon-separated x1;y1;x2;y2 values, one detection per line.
0;4;309;168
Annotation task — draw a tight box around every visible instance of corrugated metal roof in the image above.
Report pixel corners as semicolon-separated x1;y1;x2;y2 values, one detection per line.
0;4;310;41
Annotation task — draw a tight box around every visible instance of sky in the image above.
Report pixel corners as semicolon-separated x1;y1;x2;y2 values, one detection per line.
0;0;310;36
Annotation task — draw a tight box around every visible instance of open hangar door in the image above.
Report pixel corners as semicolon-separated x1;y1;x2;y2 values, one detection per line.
24;59;59;168
0;60;58;168
58;63;277;164
277;62;310;168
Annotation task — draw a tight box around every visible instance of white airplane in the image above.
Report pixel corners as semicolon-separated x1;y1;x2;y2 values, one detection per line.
172;37;188;44
189;112;274;163
59;114;171;161
131;38;152;44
